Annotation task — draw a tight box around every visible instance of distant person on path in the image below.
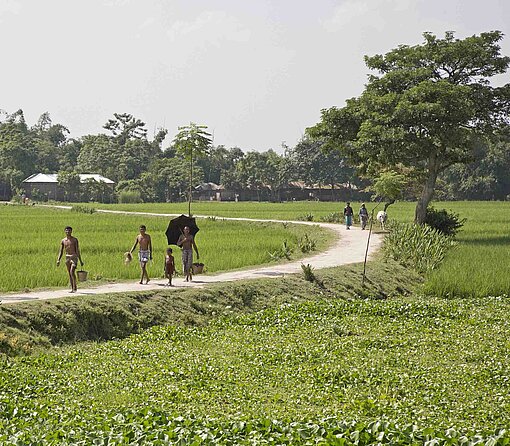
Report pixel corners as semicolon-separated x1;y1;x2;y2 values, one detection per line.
344;202;354;230
164;247;175;286
129;225;152;284
359;203;369;230
177;226;199;282
56;226;84;293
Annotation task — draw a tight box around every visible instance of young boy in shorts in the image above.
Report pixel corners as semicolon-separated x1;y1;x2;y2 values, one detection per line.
56;226;84;293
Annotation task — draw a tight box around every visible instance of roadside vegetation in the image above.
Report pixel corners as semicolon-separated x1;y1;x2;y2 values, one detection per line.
0;205;328;293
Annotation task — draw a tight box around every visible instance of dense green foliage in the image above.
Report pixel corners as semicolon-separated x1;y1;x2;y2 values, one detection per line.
383;221;457;273
2;108;508;205
0;205;329;292
1;286;510;441
307;31;510;223
424;206;465;236
0;110;361;203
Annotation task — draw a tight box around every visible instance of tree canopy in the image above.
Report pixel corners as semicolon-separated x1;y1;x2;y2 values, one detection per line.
307;31;510;223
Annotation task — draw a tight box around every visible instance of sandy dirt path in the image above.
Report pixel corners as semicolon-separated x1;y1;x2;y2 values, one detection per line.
0;208;383;304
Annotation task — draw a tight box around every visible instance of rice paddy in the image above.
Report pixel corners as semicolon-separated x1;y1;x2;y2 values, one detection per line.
93;200;510;298
2;200;509;297
0;205;329;293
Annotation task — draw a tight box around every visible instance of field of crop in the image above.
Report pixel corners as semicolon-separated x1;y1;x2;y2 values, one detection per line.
1;292;509;443
94;200;510;298
382;201;510;298
0;205;329;293
94;200;352;220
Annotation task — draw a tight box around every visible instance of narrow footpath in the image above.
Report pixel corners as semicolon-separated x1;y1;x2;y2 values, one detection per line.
0;209;383;304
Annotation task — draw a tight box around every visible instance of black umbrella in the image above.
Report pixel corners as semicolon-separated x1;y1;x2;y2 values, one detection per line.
165;214;200;245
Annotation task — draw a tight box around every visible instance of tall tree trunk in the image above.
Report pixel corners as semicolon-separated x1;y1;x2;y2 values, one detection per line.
415;152;440;225
188;151;193;216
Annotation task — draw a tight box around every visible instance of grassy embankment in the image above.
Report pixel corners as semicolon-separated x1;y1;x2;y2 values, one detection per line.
0;204;329;293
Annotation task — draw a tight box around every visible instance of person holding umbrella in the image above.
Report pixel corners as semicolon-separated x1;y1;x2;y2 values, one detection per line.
177;226;199;282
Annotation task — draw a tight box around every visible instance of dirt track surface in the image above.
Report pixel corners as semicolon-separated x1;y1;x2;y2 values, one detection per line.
0;209;383;304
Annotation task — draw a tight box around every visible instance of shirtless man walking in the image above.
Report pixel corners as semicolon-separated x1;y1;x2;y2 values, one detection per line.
129;225;152;284
177;226;199;282
57;226;84;293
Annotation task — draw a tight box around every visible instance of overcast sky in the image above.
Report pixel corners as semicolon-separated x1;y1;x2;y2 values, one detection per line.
1;0;509;152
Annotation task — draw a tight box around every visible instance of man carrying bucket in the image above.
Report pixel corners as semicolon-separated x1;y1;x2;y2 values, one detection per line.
129;225;153;285
57;226;84;293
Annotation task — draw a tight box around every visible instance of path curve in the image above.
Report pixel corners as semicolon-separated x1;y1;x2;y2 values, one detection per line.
0;208;383;304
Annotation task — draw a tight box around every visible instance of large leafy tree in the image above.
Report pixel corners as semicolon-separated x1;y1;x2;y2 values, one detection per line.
439;131;510;200
308;31;510;223
103;113;148;145
78;114;167;183
141;157;204;202
32;112;70;173
196;145;244;185
77;134;118;181
0;110;37;197
235;151;269;201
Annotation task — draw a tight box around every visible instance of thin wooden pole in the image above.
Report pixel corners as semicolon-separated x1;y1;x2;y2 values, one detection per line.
362;200;382;286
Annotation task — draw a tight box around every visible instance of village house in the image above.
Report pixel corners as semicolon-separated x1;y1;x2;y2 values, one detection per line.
193;181;367;202
21;173;115;202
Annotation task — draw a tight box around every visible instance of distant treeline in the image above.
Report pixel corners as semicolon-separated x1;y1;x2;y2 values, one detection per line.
1;109;509;202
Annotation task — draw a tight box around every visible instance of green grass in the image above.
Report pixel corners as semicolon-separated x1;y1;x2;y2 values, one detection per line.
94;200;510;298
381;201;510;298
92;200;352;220
0;205;329;292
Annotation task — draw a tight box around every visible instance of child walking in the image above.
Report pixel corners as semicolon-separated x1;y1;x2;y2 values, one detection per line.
164;247;175;286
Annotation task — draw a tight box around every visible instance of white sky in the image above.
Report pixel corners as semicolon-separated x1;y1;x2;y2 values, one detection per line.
1;0;509;152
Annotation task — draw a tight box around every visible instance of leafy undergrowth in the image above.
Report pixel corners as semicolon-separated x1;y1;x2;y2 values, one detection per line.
1;292;510;442
0;411;508;445
1;261;509;443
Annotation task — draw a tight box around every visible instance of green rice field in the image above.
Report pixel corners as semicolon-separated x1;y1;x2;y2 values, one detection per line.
0;205;329;293
384;202;510;298
94;201;355;220
93;200;510;298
